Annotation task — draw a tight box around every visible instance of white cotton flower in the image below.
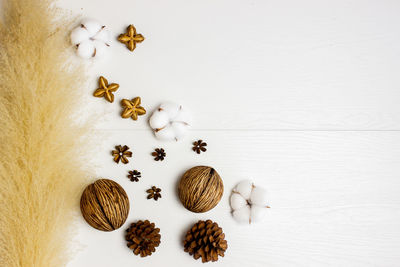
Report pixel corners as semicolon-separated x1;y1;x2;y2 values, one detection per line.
230;180;270;224
70;19;111;59
149;102;192;141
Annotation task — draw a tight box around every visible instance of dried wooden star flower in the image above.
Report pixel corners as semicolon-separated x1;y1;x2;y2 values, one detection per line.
112;145;132;164
118;25;145;52
146;186;162;200
192;139;207;154
121;97;146;121
152;148;166;161
93;76;119;103
127;170;141;182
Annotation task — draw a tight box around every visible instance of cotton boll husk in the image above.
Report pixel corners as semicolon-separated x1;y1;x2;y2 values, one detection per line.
149;110;169;129
171;122;188;140
234;180;253;199
80;18;102;36
159;102;180;118
250;205;267;223
154;125;177;141
230;192;247;210
250;186;269;206
232;205;251;224
92;41;108;59
77;40;95;59
70;27;89;45
93;27;111;44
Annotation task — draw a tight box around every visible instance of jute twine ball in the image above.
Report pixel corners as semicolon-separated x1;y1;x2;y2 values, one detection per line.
80;179;130;231
178;166;223;213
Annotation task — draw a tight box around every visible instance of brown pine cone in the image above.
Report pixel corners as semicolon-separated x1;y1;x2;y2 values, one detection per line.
183;220;228;263
125;220;161;257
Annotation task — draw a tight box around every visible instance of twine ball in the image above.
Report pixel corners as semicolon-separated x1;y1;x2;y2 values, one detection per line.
178;166;223;213
80;179;130;231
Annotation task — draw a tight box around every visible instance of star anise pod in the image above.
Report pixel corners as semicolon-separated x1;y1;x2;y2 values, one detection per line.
151;148;166;161
192;139;207;154
93;76;119;103
112;145;132;164
121;97;146;121
146;186;162;200
118;25;145;52
127;170;141;182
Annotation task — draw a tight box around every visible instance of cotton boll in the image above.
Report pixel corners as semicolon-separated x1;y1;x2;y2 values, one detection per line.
92;41;108;59
159;102;180;119
70;19;110;59
70;27;89;45
149;111;169;129
250;187;269;206
171;122;188;140
80;18;102;36
77;41;95;59
230;192;247;210
154;125;176;141
250;205;267;223
93;28;111;44
174;108;193;125
230;180;270;225
149;102;192;141
232;205;251;224
234;180;253;200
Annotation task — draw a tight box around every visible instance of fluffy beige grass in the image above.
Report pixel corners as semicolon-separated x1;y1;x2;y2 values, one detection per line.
0;0;91;266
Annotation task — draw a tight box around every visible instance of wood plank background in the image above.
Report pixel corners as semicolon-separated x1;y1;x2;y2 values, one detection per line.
54;0;400;266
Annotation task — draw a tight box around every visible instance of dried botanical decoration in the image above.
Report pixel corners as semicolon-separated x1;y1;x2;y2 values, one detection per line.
126;220;161;257
230;180;270;224
70;19;111;59
146;186;162;200
183;220;228;263
80;179;129;231
149;102;192;141
118;25;145;52
112;145;132;164
121;97;146;121
151;148;166;161
178;166;223;213
127;170;141;182
93;76;119;103
192;139;207;154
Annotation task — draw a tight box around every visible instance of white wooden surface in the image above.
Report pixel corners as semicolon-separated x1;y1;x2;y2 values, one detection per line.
55;0;400;266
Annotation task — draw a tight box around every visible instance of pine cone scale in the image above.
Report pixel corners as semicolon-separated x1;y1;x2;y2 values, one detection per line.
183;220;228;263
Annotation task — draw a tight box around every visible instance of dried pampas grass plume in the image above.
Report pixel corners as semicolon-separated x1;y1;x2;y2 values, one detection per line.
0;0;92;266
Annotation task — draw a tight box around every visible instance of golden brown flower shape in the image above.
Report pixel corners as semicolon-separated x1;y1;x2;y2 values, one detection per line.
93;76;119;103
121;97;146;121
118;25;144;52
112;145;132;164
192;140;207;154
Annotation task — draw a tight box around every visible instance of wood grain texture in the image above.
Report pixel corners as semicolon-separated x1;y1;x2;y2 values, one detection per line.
58;0;400;131
50;0;400;266
68;130;400;267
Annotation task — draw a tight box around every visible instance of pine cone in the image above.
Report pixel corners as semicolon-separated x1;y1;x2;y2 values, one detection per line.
183;220;228;263
125;220;161;257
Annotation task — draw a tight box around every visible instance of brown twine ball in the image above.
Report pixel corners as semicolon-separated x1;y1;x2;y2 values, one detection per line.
80;179;130;231
178;166;223;213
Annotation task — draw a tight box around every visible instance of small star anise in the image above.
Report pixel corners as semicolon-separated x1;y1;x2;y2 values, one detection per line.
118;25;145;52
146;186;162;200
192;139;207;154
127;170;141;182
152;148;166;161
93;76;119;103
112;145;132;164
121;97;146;121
